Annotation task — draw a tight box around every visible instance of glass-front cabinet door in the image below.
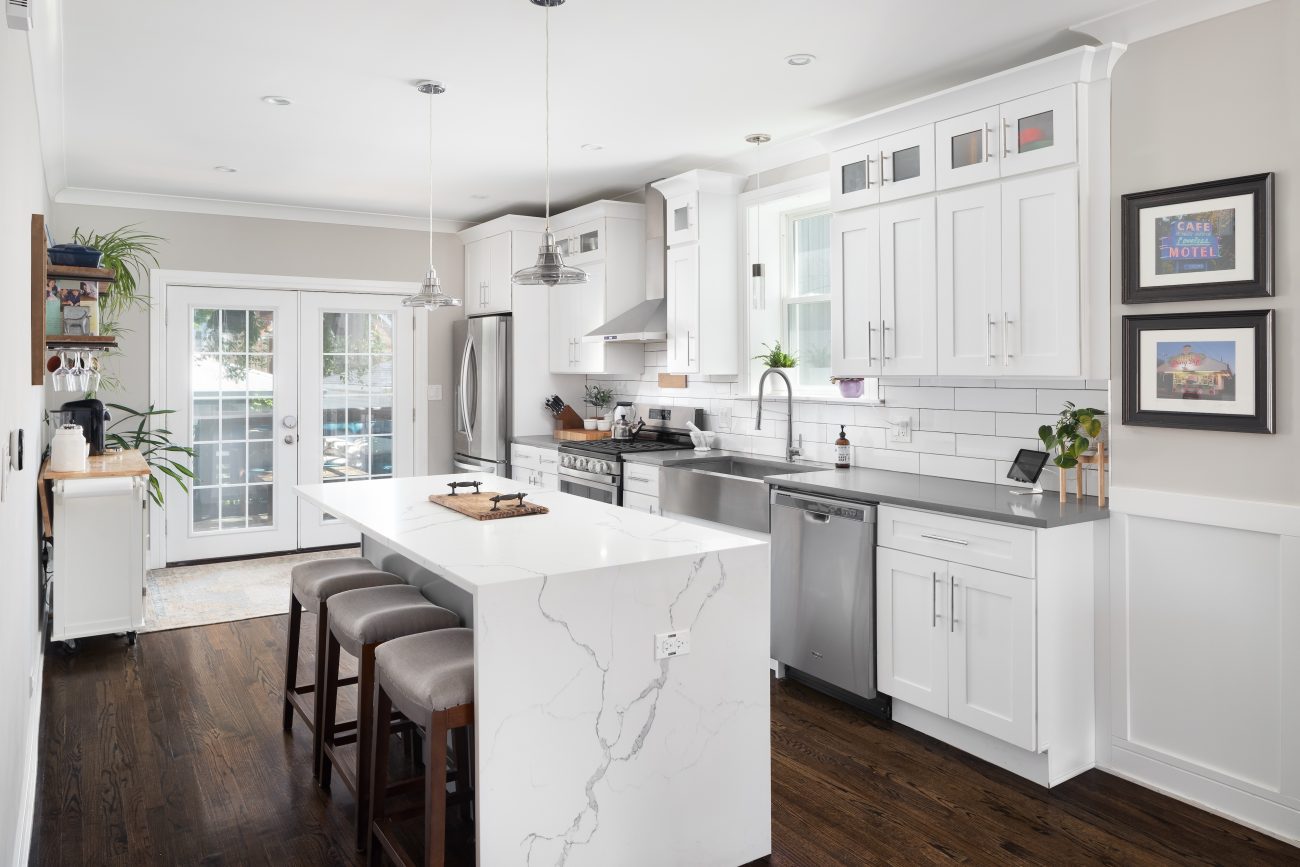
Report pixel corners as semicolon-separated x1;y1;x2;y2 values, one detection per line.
935;106;1001;190
878;124;935;203
665;191;699;246
564;219;604;266
998;84;1076;177
830;141;880;211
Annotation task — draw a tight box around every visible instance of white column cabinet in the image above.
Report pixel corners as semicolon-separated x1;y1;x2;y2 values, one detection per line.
877;547;949;717
665;244;700;373
831;208;881;376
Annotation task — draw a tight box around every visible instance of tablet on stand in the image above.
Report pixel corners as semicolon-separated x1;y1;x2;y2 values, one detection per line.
1007;449;1049;495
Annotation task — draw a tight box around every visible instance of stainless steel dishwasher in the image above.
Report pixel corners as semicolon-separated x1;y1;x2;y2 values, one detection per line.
770;488;880;702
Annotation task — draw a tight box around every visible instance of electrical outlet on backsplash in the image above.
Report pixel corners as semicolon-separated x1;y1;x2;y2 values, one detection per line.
586;344;1110;491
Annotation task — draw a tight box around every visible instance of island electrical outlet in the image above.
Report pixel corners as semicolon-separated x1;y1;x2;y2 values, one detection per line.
655;630;691;660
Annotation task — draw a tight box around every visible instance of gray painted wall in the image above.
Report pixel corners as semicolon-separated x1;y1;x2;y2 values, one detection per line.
48;204;464;472
1109;0;1298;505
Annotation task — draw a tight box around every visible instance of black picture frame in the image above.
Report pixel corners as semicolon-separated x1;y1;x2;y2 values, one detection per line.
1121;173;1274;303
1122;310;1274;434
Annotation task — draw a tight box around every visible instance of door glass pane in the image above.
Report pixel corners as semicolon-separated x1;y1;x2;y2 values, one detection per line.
579;230;600;254
1018;110;1054;153
951;129;984;169
673;205;690;232
786;300;832;388
791;214;831;297
841;160;867;194
190;307;275;534
318;311;396;492
891;145;921;183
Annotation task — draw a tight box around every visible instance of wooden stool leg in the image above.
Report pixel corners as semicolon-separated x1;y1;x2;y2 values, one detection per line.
319;631;342;791
312;600;331;780
282;593;302;732
368;684;393;867
452;726;472;826
355;645;377;852
425;711;449;867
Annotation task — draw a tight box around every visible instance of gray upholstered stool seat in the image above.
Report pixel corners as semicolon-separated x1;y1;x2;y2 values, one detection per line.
374;628;475;722
327;585;460;657
291;556;401;613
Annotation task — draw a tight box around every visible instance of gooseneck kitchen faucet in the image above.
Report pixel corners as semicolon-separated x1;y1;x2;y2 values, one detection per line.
755;367;802;462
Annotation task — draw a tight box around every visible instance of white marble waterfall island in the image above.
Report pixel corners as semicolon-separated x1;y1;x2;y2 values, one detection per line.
295;474;771;867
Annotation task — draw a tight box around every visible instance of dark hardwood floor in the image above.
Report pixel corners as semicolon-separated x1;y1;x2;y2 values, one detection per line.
31;615;1299;866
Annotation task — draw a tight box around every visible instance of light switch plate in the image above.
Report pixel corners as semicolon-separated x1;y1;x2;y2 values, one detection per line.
427;385;443;401
654;629;691;660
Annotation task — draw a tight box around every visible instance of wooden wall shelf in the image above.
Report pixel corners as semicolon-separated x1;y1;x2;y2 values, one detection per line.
47;264;115;281
45;335;118;349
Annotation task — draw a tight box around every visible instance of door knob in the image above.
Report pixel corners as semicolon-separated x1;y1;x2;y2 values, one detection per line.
284;434;298;445
282;415;298;430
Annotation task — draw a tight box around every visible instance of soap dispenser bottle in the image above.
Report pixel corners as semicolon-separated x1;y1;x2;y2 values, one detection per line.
835;425;851;469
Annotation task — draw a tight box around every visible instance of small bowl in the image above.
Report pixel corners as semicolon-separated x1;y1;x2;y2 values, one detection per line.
583;419;598;430
596;420;612;431
834;377;865;399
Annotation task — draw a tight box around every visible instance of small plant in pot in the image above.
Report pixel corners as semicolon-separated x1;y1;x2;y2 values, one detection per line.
1038;402;1104;503
753;341;797;369
583;385;614;430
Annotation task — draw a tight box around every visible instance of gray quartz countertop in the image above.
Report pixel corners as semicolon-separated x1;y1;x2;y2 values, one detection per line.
763;467;1108;529
511;435;562;450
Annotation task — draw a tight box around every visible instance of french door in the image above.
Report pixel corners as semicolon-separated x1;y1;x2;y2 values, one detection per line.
164;286;415;563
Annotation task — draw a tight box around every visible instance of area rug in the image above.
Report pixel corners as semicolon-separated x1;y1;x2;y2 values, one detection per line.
142;547;359;633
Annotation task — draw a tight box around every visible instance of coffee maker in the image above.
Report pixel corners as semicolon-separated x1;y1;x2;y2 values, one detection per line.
59;399;111;455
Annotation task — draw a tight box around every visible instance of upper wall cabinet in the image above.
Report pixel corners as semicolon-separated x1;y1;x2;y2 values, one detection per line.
935;85;1077;192
464;230;514;314
830;123;935;210
652;170;746;376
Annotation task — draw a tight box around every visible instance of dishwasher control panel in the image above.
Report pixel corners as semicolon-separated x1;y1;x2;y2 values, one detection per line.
771;490;873;523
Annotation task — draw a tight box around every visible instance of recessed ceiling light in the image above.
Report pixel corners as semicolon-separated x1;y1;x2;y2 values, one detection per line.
785;53;816;67
580;143;604;152
261;95;293;106
213;165;238;173
470;193;490;200
745;133;772;145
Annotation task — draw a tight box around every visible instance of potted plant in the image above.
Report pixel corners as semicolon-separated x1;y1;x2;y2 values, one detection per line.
1038;402;1104;504
583;385;614;430
104;404;195;506
753;341;797;369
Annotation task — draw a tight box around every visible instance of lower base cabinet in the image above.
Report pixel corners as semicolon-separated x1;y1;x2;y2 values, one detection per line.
622;490;661;515
509;444;559;490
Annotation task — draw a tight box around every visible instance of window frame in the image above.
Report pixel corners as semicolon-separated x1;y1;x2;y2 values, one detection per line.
779;204;835;395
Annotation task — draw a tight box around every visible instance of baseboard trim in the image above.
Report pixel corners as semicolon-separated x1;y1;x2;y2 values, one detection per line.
13;648;43;867
1108;486;1300;537
1103;743;1300;847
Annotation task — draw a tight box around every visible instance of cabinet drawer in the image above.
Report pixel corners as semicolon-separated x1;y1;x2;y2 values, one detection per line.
536;449;560;474
622;490;659;515
511;445;542;472
623;463;660;497
877;505;1034;578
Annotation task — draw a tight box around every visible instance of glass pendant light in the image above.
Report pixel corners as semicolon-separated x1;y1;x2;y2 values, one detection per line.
747;134;771;310
512;0;588;286
403;80;463;310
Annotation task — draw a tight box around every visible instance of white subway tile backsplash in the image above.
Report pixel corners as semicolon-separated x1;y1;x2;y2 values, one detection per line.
919;409;996;435
590;348;1107;488
955;388;1037;413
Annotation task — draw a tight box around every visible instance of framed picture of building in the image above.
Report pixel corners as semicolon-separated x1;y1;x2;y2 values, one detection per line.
1122;310;1274;433
1121;173;1274;303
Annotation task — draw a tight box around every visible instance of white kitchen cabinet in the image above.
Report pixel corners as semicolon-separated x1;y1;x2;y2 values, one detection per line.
831;141;881;211
653;170;745;376
998;85;1076;177
510;444;559;489
935;106;1001;190
937;185;1001;373
831;201;936;377
1000;168;1079;376
464;230;514;314
878;124;935;203
621;490;660;515
554;219;603;267
876;547;949;717
947;562;1036;749
548;262;642;375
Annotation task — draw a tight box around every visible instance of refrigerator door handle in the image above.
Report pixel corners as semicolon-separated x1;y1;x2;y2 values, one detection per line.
466;335;479;433
458;334;474;444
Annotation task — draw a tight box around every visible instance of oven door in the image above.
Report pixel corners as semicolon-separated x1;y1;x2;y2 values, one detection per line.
559;472;621;506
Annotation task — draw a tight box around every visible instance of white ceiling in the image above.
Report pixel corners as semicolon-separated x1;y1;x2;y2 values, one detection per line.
55;0;1144;226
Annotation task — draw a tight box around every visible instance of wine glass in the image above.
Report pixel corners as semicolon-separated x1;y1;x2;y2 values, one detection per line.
51;351;70;392
69;351;85;392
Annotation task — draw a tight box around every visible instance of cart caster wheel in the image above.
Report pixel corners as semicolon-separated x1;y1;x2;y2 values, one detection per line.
61;639;79;654
126;632;137;646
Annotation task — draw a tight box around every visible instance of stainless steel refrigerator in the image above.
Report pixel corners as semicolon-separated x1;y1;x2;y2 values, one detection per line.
453;314;511;475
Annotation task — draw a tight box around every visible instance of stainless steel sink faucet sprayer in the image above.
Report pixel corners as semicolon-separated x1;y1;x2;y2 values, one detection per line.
756;367;803;462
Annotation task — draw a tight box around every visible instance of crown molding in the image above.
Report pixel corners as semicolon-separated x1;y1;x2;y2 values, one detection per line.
53;187;472;233
1070;0;1272;45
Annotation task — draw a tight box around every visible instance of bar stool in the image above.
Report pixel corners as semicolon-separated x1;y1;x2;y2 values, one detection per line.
283;556;403;779
320;585;460;851
369;628;474;867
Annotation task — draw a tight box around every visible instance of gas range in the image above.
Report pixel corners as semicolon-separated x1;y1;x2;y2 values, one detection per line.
556;404;703;503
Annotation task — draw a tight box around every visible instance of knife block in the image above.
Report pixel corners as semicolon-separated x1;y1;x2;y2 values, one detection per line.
554;405;585;430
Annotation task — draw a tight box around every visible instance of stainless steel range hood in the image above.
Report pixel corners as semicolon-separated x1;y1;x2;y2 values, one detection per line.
583;181;667;343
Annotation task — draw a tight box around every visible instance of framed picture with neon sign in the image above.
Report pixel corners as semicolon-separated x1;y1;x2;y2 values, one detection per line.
1121;173;1273;303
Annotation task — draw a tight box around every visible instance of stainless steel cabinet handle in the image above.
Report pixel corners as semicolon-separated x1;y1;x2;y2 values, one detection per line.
865;155;875;189
867;321;876;364
984;124;995;163
687;331;695;365
1003;119;1012;158
1002;313;1013;366
921;532;969;546
986;314;995;367
879;151;891;184
882;320;892;362
950;579;958;633
932;572;939;627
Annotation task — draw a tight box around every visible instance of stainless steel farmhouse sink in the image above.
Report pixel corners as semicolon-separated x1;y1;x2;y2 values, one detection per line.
659;455;821;533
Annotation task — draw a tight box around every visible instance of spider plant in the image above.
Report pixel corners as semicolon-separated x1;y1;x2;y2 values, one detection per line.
104;404;195;507
70;224;163;322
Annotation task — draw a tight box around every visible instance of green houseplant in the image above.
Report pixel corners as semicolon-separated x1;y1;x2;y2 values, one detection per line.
105;404;195;507
583;384;614;419
1038;402;1104;502
753;341;797;368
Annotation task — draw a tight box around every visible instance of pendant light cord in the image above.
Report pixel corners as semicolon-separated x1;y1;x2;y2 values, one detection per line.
544;1;551;231
428;86;435;270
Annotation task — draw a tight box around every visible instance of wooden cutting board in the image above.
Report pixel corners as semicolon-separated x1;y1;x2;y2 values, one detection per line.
554;428;612;441
428;491;550;521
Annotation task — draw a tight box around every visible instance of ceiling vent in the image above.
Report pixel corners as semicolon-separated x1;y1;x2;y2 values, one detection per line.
6;0;32;30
